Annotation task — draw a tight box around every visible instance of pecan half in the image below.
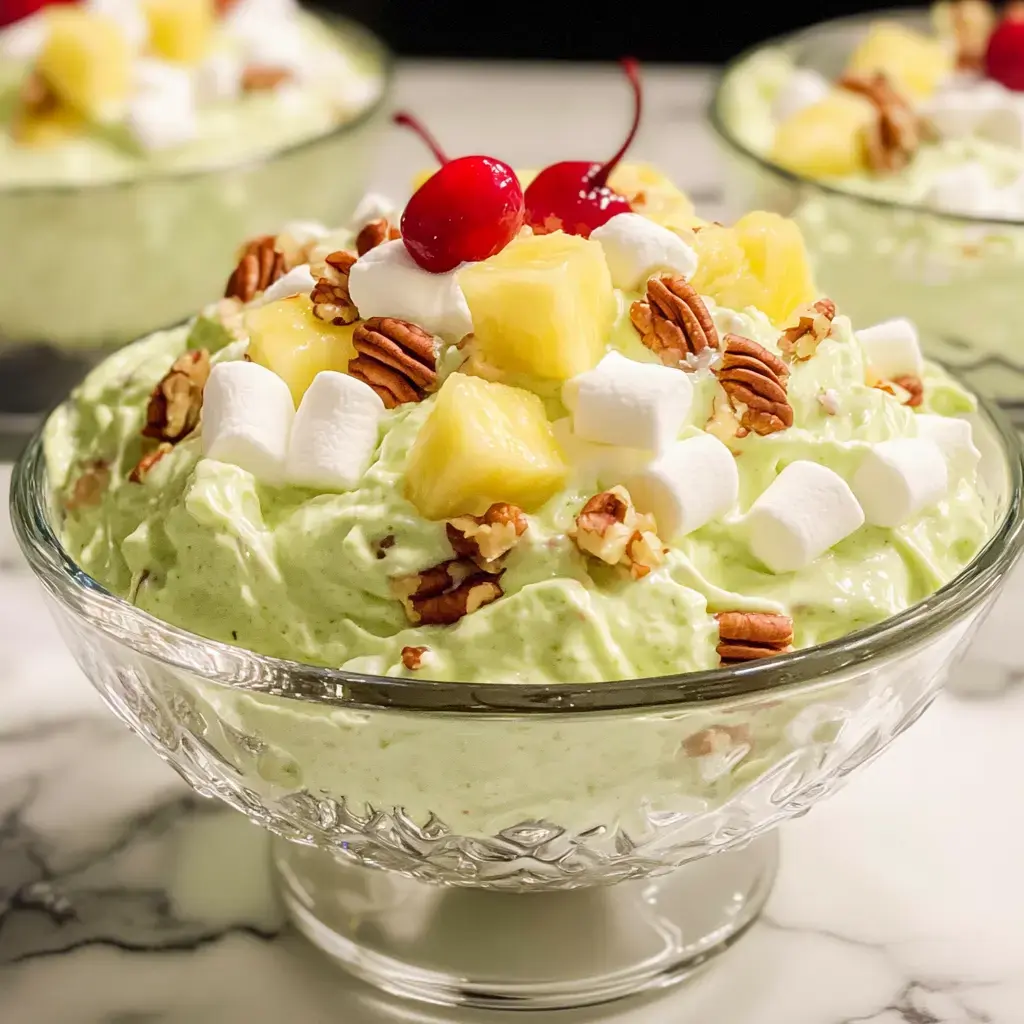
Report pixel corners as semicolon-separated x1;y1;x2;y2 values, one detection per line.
393;559;504;626
948;0;997;71
401;645;430;671
630;274;720;369
142;349;211;443
448;503;528;569
682;723;752;757
778;298;837;362
716;611;794;665
310;250;358;326
224;235;286;303
356;218;401;256
65;460;110;512
129;442;172;484
839;72;925;175
241;65;293;91
714;335;793;436
893;374;924;407
350;317;438;408
571;486;667;580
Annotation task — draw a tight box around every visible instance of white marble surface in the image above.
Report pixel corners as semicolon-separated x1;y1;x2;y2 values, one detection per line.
2;61;1024;1023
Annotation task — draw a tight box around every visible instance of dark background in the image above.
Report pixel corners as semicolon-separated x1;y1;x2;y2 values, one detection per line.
323;1;929;63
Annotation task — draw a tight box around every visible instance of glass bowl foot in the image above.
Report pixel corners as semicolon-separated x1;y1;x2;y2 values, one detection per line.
274;831;779;1011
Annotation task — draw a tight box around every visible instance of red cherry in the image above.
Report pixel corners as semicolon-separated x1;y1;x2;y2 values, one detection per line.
524;58;643;238
0;0;75;30
393;112;525;274
986;12;1024;91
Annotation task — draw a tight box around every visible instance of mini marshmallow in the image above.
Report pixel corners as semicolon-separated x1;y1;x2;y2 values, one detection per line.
851;438;949;528
589;213;699;291
856;318;924;379
745;461;865;574
977;95;1024;149
127;61;197;150
202;361;294;483
86;0;148;50
261;263;316;304
772;67;831;123
920;81;1004;139
915;413;981;480
349;192;398;231
562;351;692;452
551;418;652;489
348;239;473;342
286;371;385;492
626;433;739;540
195;49;244;103
926;163;1004;217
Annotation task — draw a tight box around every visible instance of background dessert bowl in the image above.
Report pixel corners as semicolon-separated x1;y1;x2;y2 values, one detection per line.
710;10;1024;424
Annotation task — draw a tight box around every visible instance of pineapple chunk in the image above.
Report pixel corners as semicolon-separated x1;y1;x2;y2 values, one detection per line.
36;8;131;121
246;295;357;405
770;90;876;179
691;212;816;325
845;22;953;99
607;163;706;234
405;373;566;520
143;0;214;65
459;232;615;381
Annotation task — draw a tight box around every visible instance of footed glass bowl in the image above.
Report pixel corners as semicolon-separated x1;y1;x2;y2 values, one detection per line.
710;11;1024;425
11;393;1024;1011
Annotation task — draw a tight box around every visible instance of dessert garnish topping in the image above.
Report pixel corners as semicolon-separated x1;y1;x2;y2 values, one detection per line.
65;460;110;512
310;250;359;326
349;317;438;408
225;236;287;303
778;298;837;362
392;111;525;273
129;442;172;484
630;273;720;368
714;334;793;437
447;503;528;570
393;559;504;626
838;72;925;174
142;349;211;444
241;66;294;92
682;723;752;757
401;645;431;671
523;58;642;238
356;218;402;257
986;4;1024;90
571;486;667;581
874;374;924;407
715;611;794;665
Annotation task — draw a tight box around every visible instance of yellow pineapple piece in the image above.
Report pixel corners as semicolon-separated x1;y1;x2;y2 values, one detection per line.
606;163;706;233
143;0;214;65
12;103;84;146
691;212;816;325
459;232;615;381
770;90;876;179
405;373;566;520
246;295;357;405
845;21;953;99
36;8;131;121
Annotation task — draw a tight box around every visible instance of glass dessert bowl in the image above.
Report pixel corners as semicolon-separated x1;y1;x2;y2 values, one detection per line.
0;0;390;437
711;5;1024;423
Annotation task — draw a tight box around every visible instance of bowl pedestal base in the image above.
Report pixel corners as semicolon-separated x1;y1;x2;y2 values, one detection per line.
274;831;779;1011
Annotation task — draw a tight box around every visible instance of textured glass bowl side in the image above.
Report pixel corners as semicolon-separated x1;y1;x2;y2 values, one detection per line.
709;12;1024;417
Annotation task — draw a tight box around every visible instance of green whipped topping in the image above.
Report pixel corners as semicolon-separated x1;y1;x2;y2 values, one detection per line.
44;283;991;685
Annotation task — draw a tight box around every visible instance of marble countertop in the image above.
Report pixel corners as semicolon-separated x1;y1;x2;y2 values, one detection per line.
2;61;1024;1024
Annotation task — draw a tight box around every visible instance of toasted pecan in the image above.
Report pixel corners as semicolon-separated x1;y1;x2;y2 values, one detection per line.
356;218;401;256
447;503;528;568
310;250;359;326
778;298;837;362
224;235;286;303
65;460;110;512
571;486;667;580
393;559;504;626
714;335;793;436
129;442;173;484
839;72;925;175
630;274;720;368
715;611;794;665
142;349;211;444
401;646;430;670
350;317;438;408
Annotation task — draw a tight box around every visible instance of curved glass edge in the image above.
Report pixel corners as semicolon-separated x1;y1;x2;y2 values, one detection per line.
707;8;1024;229
10;391;1024;715
0;12;394;199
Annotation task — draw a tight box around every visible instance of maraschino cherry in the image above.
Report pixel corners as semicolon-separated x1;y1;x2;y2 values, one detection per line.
986;8;1024;91
393;112;525;274
1;0;74;29
524;58;643;238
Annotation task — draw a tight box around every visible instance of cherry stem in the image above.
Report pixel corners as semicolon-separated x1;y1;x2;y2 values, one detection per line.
589;58;642;189
393;111;449;166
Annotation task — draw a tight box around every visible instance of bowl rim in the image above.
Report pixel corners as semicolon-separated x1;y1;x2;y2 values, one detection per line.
0;10;393;199
12;379;1024;715
708;7;1024;229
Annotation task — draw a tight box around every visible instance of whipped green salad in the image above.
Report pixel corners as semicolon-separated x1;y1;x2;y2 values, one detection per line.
43;187;993;686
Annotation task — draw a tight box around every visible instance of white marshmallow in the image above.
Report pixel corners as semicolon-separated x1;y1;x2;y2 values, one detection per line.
562;351;692;452
202;362;294;484
977;96;1024;149
920;81;1003;139
745;461;865;574
286;371;385;492
261;264;316;304
348;239;473;342
0;13;47;61
126;61;197;150
589;213;699;291
626;433;739;540
851;439;949;528
349;193;398;231
551;418;652;489
225;0;306;77
856;318;924;379
915;414;981;481
772;68;831;123
195;50;244;103
926;162;1004;217
86;0;148;50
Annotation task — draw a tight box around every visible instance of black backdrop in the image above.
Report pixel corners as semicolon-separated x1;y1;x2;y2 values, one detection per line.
323;0;930;63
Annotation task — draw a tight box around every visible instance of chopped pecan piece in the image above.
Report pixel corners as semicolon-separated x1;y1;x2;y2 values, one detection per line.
310;250;359;326
893;374;924;407
66;460;110;512
778;298;837;362
714;334;793;436
682;723;752;757
401;646;431;671
447;503;528;569
393;559;504;626
571;486;667;580
716;611;794;665
350;317;438;408
142;349;211;443
947;0;997;71
241;65;293;91
224;235;286;303
839;72;925;175
630;274;720;369
356;218;401;256
129;442;173;484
